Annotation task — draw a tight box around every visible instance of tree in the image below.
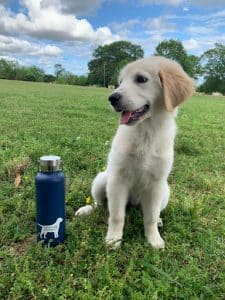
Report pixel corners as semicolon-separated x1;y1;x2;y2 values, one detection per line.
154;39;201;78
15;66;29;81
44;74;56;83
199;43;225;94
14;65;45;82
24;73;36;82
111;59;131;87
54;64;65;78
185;55;202;79
0;59;18;79
88;41;144;87
28;66;45;82
74;75;88;86
155;39;187;68
55;71;73;85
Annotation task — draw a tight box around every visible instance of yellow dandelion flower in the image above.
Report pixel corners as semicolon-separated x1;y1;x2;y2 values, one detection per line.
86;196;91;204
102;166;106;171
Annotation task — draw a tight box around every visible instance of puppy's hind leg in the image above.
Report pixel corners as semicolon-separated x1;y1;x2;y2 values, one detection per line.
158;182;170;228
75;171;107;217
160;181;170;212
91;171;107;207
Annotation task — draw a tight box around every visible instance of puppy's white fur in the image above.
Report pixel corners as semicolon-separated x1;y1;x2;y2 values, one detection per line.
76;57;193;249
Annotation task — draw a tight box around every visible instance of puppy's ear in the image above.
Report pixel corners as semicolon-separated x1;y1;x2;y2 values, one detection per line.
159;65;194;112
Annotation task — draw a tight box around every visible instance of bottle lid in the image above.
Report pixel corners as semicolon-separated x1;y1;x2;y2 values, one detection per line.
39;155;62;172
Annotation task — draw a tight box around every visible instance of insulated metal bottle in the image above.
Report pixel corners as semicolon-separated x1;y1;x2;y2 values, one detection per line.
35;155;65;246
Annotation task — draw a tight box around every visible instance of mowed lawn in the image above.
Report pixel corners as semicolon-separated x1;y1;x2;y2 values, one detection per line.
0;79;224;299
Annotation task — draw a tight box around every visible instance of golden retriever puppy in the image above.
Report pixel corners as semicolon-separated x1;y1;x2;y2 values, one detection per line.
76;56;194;249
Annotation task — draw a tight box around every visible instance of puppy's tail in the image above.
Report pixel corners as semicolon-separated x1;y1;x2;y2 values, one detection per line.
91;171;107;206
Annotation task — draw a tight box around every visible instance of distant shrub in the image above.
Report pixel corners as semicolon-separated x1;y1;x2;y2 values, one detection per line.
24;74;36;81
44;74;56;83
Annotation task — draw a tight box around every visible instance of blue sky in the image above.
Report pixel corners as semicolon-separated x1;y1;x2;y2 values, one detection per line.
0;0;225;75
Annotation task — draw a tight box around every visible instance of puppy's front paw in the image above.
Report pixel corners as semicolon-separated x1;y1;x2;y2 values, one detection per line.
147;235;165;250
105;236;122;250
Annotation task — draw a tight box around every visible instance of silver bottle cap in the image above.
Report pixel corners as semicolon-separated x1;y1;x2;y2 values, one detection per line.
39;155;62;172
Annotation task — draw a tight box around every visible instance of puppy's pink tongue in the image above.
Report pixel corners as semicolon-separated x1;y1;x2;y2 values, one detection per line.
120;111;132;125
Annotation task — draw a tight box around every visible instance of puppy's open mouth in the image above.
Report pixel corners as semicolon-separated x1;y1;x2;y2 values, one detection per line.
120;104;149;125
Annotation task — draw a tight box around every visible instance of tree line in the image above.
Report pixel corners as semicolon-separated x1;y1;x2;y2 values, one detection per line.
0;59;88;86
0;39;225;94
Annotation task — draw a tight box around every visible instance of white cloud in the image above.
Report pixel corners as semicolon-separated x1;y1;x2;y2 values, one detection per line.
37;45;62;56
212;9;225;17
0;35;62;56
145;17;176;33
138;0;225;6
41;0;102;15
183;34;225;54
182;8;225;54
132;0;225;7
190;0;225;6
132;33;167;57
139;0;181;5
186;25;216;35
110;19;140;38
111;16;176;41
0;1;119;45
0;55;17;61
107;0;225;8
183;38;199;51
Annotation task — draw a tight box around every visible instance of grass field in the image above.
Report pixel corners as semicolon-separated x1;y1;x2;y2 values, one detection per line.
0;79;224;299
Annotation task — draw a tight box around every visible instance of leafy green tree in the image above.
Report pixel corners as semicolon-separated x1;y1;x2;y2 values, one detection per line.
185;55;202;79
15;66;28;81
56;71;77;85
199;43;225;94
201;43;225;80
24;73;36;82
44;74;56;83
54;64;65;78
88;41;144;87
0;59;18;79
155;39;187;68
14;65;44;82
154;39;201;78
74;75;88;86
28;66;45;82
111;59;131;86
198;77;225;94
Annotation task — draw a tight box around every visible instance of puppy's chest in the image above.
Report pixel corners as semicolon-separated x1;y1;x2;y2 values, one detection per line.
130;142;161;173
119;133;160;173
111;127;172;180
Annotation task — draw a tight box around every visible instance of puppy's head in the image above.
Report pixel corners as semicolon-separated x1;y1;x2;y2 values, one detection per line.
108;56;194;126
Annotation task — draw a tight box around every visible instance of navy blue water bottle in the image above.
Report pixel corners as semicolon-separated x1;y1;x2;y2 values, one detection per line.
35;155;65;246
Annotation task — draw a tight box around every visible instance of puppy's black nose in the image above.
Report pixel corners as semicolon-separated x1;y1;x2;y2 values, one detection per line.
108;92;121;106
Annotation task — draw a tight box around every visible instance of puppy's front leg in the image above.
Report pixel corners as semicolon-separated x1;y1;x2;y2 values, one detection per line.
106;176;128;249
141;180;168;249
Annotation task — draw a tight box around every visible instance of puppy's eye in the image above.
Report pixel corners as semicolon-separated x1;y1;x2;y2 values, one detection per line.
135;75;148;84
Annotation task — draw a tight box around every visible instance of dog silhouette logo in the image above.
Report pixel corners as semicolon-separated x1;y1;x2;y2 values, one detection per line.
38;217;63;239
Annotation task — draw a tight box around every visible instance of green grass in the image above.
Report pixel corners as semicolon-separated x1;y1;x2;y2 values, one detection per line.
0;79;225;299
